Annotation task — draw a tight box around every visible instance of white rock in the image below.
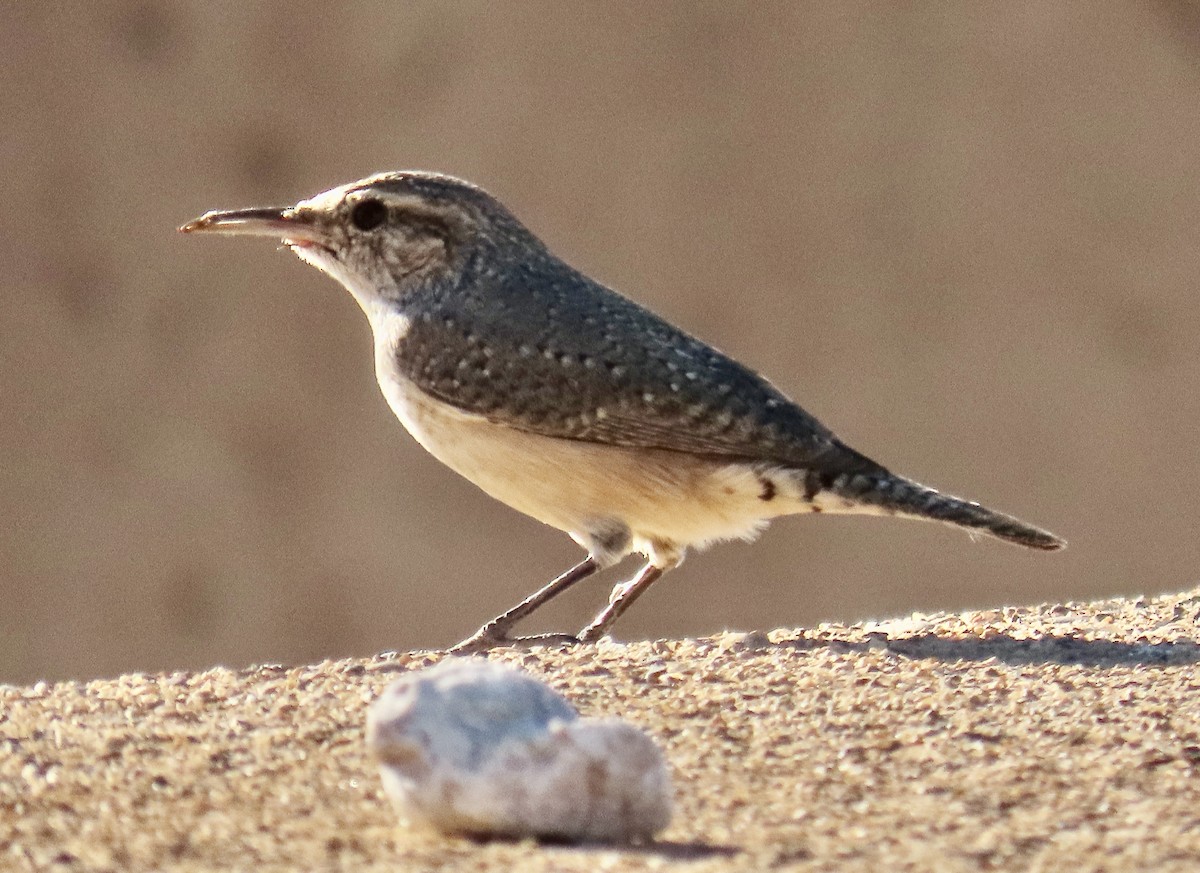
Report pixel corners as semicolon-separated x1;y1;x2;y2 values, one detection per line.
367;658;672;843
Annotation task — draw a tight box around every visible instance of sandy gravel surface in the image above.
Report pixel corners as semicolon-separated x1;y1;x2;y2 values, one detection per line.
4;588;1200;872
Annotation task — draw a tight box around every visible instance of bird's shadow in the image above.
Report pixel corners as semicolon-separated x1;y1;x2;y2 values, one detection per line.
625;840;740;860
776;631;1200;667
535;838;738;860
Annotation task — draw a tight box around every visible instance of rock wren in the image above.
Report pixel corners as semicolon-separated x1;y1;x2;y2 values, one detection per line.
181;171;1064;651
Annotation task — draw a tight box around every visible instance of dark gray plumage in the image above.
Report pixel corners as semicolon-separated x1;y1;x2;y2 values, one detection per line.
381;175;866;470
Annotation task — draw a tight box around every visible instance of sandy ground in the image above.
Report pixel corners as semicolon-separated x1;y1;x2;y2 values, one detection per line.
3;588;1200;873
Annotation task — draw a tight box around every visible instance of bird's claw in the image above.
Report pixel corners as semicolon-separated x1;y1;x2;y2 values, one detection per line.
447;627;581;654
576;624;607;644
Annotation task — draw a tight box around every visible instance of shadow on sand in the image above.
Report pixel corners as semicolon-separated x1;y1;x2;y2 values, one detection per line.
783;632;1200;667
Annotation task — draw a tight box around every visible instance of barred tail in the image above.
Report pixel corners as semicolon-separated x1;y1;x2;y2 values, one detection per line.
823;469;1066;551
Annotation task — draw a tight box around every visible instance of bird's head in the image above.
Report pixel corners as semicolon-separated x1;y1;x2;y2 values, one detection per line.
180;171;535;322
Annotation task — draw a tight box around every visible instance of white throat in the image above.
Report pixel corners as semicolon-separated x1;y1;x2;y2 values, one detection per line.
291;243;402;335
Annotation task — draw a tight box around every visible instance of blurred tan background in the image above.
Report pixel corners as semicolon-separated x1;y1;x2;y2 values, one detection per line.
2;2;1198;684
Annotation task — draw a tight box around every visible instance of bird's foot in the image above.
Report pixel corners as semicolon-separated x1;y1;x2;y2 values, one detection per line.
576;622;610;644
447;625;580;654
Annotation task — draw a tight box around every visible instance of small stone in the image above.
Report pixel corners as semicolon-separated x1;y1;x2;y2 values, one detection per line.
731;630;773;652
366;659;672;843
865;631;890;651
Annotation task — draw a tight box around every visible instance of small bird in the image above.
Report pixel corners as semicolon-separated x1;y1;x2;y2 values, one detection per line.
181;171;1064;651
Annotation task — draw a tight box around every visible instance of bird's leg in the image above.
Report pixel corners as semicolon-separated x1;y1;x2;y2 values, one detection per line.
577;562;667;643
448;556;600;653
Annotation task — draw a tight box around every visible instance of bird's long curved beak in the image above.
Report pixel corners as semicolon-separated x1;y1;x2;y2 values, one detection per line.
178;206;328;246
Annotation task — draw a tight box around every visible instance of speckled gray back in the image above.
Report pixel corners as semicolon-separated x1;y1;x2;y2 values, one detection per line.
393;245;876;474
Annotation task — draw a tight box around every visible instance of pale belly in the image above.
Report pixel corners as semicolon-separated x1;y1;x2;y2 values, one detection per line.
374;354;793;565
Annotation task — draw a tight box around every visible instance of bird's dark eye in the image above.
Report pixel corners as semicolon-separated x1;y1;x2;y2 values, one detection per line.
350;198;388;231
